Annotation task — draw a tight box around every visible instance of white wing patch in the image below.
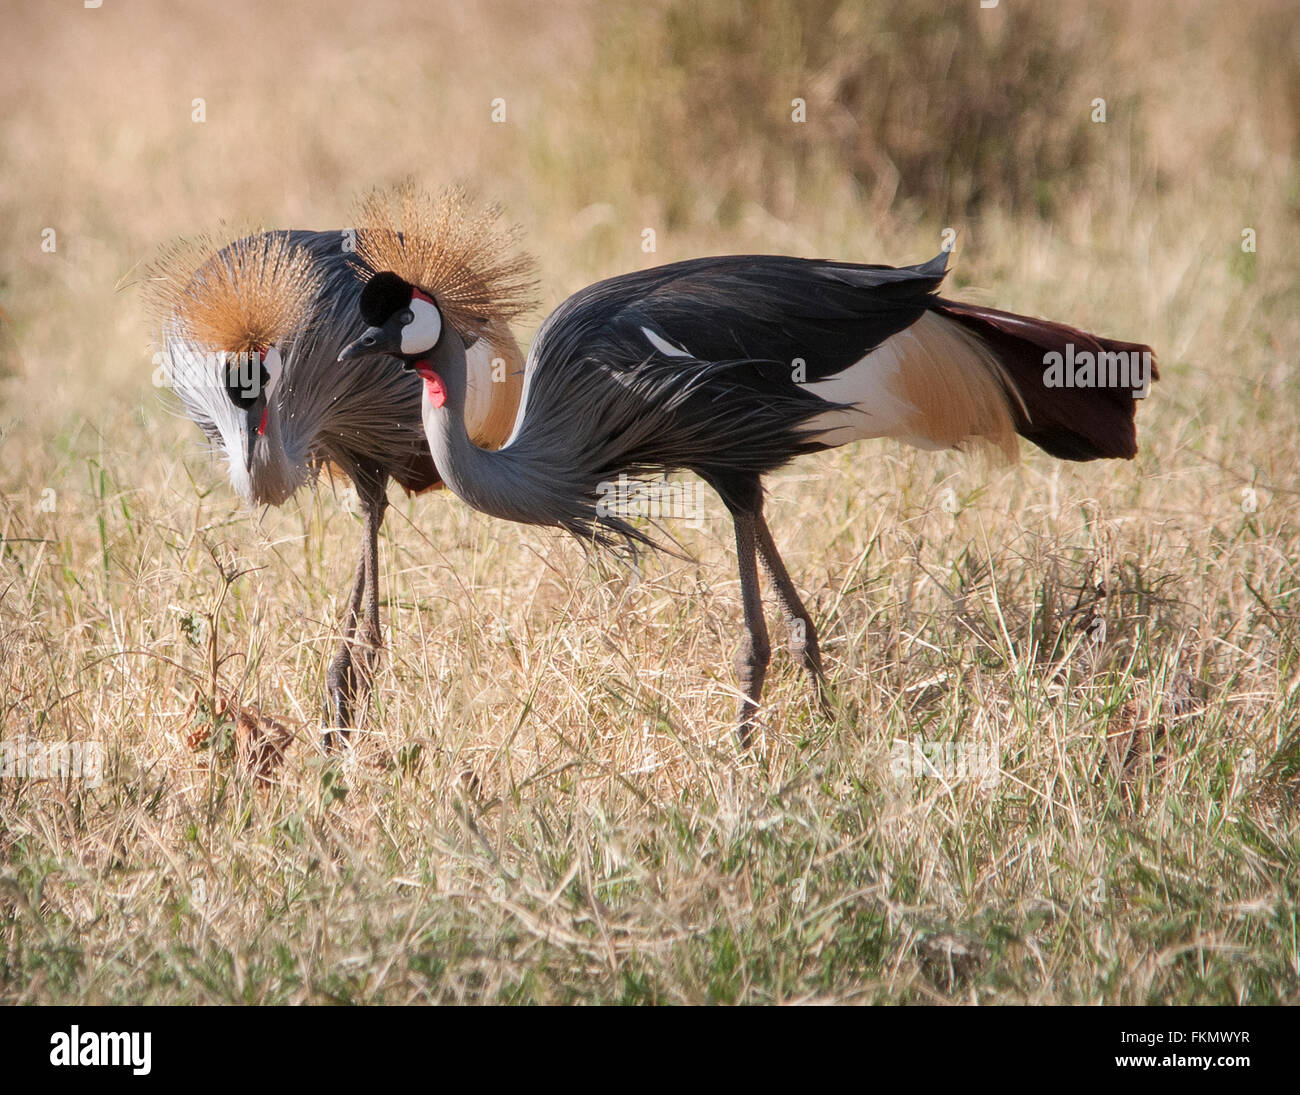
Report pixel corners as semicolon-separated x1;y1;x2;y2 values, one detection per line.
802;312;1020;461
641;325;692;358
164;325;256;503
802;352;924;448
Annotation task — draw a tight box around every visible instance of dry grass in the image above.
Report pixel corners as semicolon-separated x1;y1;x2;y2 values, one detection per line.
1;0;1298;1004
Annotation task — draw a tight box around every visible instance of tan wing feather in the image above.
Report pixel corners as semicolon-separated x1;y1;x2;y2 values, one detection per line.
804;312;1024;463
892;312;1024;463
472;318;527;450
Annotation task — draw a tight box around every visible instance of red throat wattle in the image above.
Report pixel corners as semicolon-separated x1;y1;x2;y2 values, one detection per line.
413;360;447;408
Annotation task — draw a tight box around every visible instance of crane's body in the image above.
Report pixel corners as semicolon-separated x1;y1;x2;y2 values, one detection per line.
150;225;525;737
344;243;1156;741
416;253;1151;545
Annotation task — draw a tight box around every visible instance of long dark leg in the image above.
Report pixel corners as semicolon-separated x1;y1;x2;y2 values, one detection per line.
324;549;367;746
731;509;771;748
754;513;830;715
356;480;387;670
323;472;389;748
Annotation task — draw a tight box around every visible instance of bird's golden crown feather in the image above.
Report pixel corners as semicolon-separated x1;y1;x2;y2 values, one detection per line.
352;182;538;338
142;229;324;355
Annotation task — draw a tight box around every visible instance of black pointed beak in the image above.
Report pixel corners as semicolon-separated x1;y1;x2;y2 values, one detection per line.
338;326;390;362
244;408;260;471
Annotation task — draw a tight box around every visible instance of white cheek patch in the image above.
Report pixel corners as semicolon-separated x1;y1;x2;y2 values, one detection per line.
262;344;284;400
401;298;443;355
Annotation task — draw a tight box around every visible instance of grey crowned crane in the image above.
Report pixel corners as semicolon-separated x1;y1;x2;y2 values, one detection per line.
340;205;1156;742
146;204;532;742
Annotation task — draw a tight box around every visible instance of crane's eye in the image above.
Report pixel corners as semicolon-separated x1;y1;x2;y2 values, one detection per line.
399;310;414;325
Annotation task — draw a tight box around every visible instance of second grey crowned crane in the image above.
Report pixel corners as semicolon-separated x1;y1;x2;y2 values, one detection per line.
341;204;1157;742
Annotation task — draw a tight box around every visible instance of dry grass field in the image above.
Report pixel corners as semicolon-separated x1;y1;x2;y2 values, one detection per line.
1;0;1298;1004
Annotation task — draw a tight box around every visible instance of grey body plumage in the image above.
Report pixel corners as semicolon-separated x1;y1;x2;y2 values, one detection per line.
344;248;1156;742
438;255;940;543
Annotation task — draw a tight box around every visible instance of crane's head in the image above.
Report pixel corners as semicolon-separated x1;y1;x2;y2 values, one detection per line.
221;342;286;470
337;185;538;416
339;271;468;411
146;231;333;503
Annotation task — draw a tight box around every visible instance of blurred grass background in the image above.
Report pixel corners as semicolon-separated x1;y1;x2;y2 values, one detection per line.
1;0;1298;1004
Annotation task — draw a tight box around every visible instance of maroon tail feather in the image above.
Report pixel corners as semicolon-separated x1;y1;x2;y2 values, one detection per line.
933;298;1157;461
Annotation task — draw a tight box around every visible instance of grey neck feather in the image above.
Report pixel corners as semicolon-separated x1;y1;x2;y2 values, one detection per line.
421;297;838;554
422;329;569;528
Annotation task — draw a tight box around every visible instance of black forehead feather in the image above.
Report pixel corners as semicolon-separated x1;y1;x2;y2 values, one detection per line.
359;271;415;326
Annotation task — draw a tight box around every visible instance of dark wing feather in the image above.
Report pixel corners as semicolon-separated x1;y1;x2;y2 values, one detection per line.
579;252;948;384
507;254;950;537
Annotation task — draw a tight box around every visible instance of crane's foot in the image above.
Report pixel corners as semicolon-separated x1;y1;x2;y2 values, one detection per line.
322;631;381;751
733;633;770;751
323;651;356;751
735;705;760;750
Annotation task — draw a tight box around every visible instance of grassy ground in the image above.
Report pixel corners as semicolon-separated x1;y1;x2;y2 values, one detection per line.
1;0;1298;1003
